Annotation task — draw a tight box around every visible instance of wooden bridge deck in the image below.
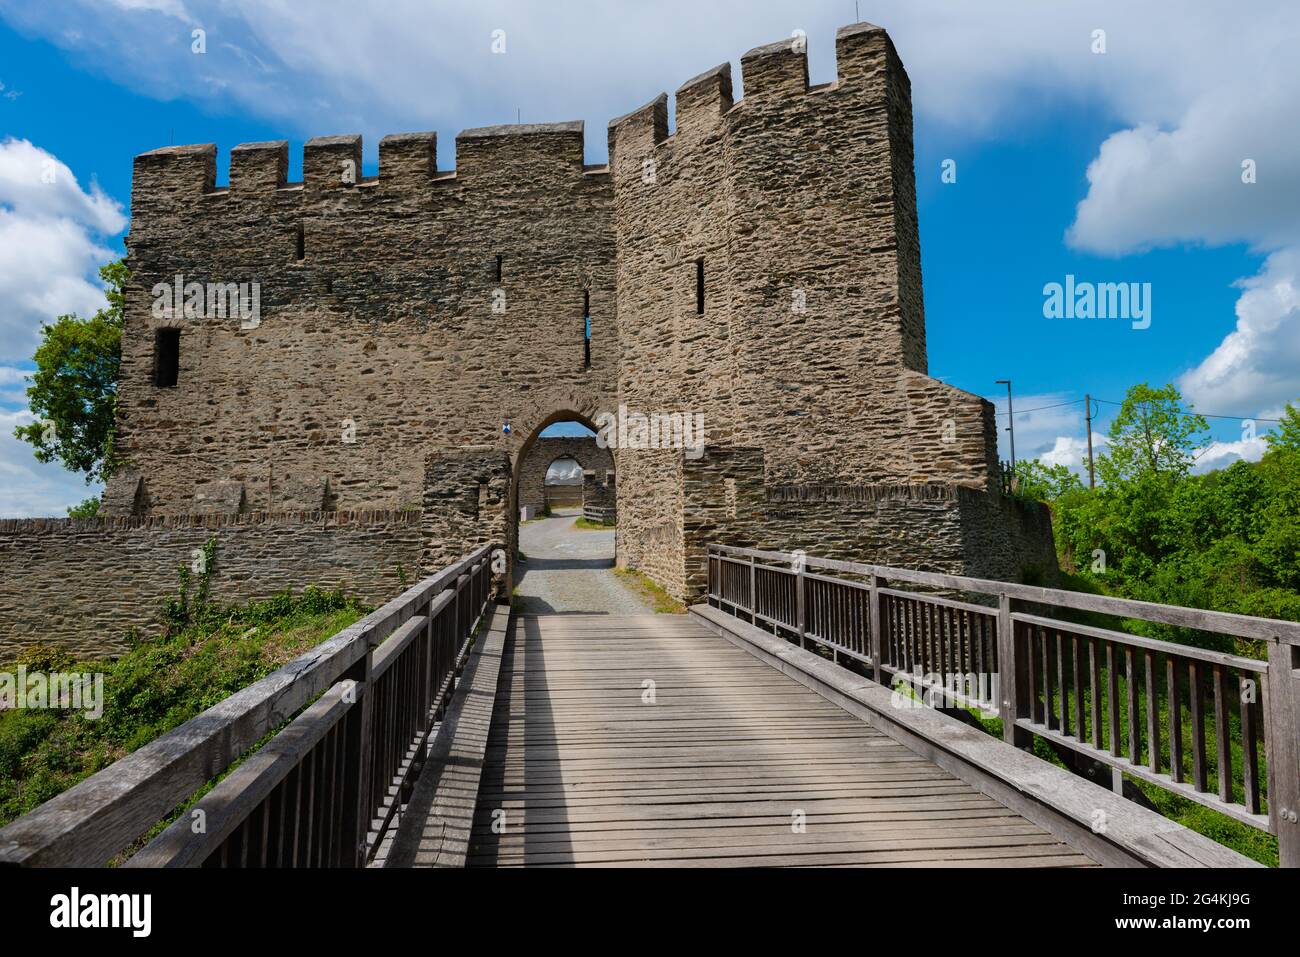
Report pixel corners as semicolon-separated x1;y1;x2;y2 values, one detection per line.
466;614;1098;868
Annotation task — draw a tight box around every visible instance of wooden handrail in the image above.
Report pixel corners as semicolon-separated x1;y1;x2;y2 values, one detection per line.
709;543;1300;645
0;543;498;868
706;542;1300;867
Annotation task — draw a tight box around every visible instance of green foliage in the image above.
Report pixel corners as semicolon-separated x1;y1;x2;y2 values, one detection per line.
1011;459;1083;503
161;536;218;633
1047;384;1300;657
1096;382;1208;485
0;584;368;827
1265;399;1300;452
66;497;101;518
13;259;127;484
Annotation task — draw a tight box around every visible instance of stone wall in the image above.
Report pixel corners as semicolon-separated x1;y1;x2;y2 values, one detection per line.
90;21;1028;610
0;512;422;659
108;124;618;517
605;23;996;491
678;445;1057;601
516;436;612;510
421;448;512;576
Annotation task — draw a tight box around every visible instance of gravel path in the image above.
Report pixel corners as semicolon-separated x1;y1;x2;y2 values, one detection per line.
515;510;656;615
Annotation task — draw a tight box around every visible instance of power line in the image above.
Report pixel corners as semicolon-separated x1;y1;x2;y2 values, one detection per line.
1094;397;1283;423
991;393;1284;424
994;398;1085;417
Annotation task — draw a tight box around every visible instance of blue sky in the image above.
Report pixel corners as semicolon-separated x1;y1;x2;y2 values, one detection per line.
0;1;1296;513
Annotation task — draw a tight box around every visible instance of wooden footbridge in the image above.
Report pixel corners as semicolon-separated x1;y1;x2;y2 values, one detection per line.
2;542;1297;868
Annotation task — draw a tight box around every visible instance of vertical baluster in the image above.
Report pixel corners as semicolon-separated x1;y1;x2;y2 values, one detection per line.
303;747;316;867
892;594;902;670
1188;660;1207;792
929;603;941;688
1240;674;1260;815
869;579;883;680
1089;637;1101;748
1071;635;1084;741
902;599;913;674
258;797;271;868
1213;664;1233;804
291;759;304;866
1168;658;1183;783
748;556;756;623
1041;627;1054;730
1055;630;1067;735
1107;642;1120;755
1142;650;1159;773
1026;625;1041;724
1125;647;1139;765
930;602;941;685
275;769;289;867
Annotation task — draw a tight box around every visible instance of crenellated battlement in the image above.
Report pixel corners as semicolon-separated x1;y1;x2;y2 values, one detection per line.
132;121;608;206
132;23;903;207
608;21;901;157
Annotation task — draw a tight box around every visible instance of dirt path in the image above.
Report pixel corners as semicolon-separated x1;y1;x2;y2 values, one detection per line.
514;511;656;615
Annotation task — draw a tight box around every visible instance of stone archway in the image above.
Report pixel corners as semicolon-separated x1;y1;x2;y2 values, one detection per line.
517;437;614;512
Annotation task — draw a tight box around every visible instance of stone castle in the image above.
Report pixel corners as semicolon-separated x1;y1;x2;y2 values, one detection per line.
0;23;1053;655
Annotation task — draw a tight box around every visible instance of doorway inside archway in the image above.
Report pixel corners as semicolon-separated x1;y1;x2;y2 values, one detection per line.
512;417;648;615
543;455;583;511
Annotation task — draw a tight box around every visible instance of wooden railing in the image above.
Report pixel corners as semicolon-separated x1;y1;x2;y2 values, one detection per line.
707;543;1300;866
0;544;498;868
581;504;615;525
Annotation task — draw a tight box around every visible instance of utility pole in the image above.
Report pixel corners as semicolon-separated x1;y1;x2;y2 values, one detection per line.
1084;393;1096;489
996;379;1016;474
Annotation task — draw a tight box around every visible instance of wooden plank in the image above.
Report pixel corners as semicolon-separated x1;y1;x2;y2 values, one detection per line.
692;604;1261;868
466;610;1098;869
385;603;509;868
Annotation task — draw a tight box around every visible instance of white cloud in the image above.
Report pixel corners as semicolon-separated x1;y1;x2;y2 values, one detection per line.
4;1;1288;157
1040;434;1109;472
1192;435;1269;474
1178;248;1300;419
0;139;123;514
0;408;102;516
987;392;1087;460
0;138;126;363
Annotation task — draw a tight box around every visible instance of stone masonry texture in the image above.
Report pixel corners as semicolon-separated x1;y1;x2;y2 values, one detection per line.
2;22;1055;654
0;513;422;658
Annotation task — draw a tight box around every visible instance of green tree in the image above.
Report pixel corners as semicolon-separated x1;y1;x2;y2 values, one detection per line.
13;260;127;485
1012;459;1084;502
1265;400;1300;451
66;497;101;518
1096;382;1208;485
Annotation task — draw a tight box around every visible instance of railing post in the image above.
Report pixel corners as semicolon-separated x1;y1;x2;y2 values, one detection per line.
868;574;883;684
997;592;1029;749
795;560;806;648
1265;637;1300;867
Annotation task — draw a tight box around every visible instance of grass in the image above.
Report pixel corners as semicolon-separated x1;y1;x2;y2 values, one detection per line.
574;517;615;531
0;586;369;829
613;568;686;614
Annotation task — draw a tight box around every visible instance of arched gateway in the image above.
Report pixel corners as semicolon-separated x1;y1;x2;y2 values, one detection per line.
97;22;1054;607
